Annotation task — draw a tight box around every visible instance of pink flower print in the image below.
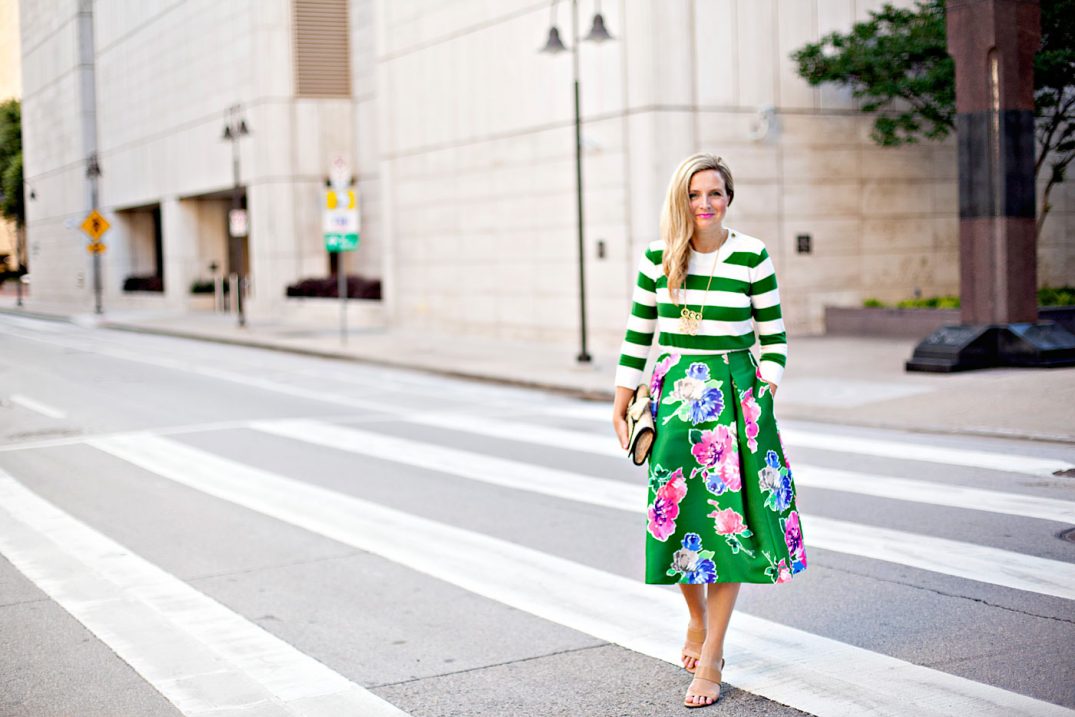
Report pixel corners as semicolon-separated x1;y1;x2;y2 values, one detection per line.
783;510;804;557
648;469;687;541
691;426;741;494
718;457;741;492
739;387;761;453
690;428;724;468
708;506;748;535
775;559;793;584
649;354;681;416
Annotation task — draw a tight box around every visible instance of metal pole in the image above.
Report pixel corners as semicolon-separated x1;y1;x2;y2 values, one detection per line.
571;0;591;363
14;227;23;307
230;121;246;328
90;164;102;315
339;261;347;345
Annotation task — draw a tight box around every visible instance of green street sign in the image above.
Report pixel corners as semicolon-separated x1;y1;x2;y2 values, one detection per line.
324;233;359;253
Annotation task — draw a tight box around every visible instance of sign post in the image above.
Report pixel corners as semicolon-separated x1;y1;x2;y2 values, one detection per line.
324;156;360;345
80;209;110;314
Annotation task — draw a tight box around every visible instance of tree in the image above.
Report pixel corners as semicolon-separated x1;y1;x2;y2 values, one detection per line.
791;0;1074;239
0;99;24;228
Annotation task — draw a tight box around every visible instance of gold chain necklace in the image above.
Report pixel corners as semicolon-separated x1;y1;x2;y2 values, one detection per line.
678;231;727;336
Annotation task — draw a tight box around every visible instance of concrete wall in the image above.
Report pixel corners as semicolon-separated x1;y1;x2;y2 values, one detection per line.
0;0;19;271
20;0;356;314
18;0;1072;333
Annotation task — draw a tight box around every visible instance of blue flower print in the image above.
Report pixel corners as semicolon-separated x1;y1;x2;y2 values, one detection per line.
682;533;703;551
685;558;717;584
686;363;710;381
765;450;780;470
687;387;724;425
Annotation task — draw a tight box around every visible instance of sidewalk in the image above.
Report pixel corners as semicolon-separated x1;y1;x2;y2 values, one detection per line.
3;296;1074;444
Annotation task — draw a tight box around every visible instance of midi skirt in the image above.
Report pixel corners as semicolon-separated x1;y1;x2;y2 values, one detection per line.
644;349;807;584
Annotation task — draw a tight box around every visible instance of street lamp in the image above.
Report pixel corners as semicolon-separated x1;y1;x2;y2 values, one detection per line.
222;106;251;328
540;0;614;364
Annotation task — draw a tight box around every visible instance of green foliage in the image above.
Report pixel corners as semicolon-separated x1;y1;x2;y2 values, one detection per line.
792;1;1074;236
864;287;1075;309
0;99;23;226
791;0;954;146
1039;285;1075;307
1034;0;1075;190
895;295;960;309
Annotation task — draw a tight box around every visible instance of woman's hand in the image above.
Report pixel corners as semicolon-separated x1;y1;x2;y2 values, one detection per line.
765;381;778;398
612;386;634;450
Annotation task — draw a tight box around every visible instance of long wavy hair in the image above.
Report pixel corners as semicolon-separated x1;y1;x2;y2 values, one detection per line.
660;153;735;301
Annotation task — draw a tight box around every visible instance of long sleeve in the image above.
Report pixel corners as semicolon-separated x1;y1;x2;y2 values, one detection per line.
614;245;661;389
748;247;788;386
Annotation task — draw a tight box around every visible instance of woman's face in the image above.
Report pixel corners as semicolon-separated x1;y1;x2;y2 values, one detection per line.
688;169;728;233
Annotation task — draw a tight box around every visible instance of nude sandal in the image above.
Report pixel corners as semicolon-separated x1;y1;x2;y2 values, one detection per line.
683;657;725;709
681;626;706;673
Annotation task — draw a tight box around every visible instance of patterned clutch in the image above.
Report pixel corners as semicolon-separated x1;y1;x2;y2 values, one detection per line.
626;383;655;466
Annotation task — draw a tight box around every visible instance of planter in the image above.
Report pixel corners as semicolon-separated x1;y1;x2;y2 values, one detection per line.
826;305;1075;337
825;306;960;337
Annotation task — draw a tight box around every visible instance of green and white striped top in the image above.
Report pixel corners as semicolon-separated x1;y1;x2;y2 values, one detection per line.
615;229;788;389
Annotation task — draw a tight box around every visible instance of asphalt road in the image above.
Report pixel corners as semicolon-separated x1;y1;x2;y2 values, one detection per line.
0;314;1073;717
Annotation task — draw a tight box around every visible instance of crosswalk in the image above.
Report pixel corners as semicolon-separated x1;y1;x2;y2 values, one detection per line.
2;408;1073;716
1;317;1073;716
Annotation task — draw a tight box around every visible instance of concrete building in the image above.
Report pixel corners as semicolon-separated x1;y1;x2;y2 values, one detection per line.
0;0;19;273
18;0;1073;348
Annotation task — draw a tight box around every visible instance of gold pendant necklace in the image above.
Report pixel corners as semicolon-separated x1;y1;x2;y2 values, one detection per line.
679;305;703;336
677;232;727;336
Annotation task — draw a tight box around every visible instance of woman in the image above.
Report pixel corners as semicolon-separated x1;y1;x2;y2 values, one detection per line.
612;153;807;708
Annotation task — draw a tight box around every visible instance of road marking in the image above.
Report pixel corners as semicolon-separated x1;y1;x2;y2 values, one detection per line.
533;404;1075;477
791;464;1075;525
252;419;1075;600
0;472;409;717
9;321;1068;479
410;409;1075;497
9;393;67;419
86;433;1074;717
394;413;1075;525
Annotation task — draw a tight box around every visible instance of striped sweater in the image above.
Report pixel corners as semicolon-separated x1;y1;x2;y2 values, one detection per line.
614;229;788;389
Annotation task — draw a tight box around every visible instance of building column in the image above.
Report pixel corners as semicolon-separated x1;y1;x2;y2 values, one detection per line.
160;197;198;309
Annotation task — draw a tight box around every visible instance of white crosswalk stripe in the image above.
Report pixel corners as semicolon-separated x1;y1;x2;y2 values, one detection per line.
0;471;409;717
532;405;1075;477
406;412;1075;522
84;433;1074;717
251;419;1075;600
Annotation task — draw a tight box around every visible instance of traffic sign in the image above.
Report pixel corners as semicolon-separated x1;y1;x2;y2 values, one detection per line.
87;241;106;254
81;210;110;240
324;187;360;253
324;233;359;253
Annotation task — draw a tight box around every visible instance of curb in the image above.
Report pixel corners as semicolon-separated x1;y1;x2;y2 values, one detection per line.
101;321;617;402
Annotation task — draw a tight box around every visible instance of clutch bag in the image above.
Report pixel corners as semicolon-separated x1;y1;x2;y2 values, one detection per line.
626;383;655;466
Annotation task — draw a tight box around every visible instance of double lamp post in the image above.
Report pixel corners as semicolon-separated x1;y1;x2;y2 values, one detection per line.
540;0;614;364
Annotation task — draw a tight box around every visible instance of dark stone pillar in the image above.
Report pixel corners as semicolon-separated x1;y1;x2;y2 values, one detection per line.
948;0;1039;325
906;0;1075;371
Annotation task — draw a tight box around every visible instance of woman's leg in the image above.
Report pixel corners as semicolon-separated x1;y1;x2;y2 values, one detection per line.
684;582;741;706
678;584;707;671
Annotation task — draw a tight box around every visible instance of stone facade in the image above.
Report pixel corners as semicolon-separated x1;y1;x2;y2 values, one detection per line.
18;0;1073;343
0;0;19;271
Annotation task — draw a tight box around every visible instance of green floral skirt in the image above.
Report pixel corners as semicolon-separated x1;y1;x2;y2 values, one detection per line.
644;349;807;584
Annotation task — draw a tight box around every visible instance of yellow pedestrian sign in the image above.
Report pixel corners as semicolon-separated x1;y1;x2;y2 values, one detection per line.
81;210;111;241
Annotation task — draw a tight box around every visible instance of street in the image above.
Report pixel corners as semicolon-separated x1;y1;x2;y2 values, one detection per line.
1;313;1073;717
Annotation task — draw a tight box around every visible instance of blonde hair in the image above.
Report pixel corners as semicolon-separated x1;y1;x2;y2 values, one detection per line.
660;153;735;300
